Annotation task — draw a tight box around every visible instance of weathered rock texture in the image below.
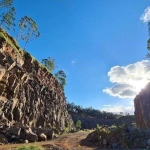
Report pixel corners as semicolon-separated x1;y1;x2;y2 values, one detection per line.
134;82;150;129
87;125;150;149
0;29;73;130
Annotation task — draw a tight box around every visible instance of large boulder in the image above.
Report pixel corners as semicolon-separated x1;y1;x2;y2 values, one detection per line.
38;133;47;141
0;134;8;144
34;127;47;135
26;132;38;142
0;126;9;134
7;127;21;136
46;129;54;140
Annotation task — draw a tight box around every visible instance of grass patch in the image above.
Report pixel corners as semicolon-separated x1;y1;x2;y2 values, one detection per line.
9;144;45;150
0;28;25;56
0;28;51;73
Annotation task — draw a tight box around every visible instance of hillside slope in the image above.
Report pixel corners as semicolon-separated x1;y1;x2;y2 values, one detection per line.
70;111;135;129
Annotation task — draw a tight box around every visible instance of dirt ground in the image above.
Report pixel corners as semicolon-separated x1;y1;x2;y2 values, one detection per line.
0;130;100;150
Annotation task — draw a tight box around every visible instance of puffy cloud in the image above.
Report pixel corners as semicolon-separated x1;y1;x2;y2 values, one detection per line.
103;60;150;98
101;103;134;115
103;83;135;98
140;6;150;22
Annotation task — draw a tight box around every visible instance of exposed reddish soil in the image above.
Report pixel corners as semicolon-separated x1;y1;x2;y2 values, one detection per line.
0;130;100;150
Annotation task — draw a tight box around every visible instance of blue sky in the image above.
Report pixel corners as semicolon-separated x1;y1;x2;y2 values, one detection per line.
12;0;150;114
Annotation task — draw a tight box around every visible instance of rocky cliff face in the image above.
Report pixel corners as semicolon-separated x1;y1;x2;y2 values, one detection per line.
0;29;73;130
134;82;150;129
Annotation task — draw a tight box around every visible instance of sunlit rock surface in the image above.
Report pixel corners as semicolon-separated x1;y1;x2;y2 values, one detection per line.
134;82;150;129
0;28;73;131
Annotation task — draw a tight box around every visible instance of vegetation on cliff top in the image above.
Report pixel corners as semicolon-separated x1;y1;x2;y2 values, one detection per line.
41;57;67;89
0;0;67;90
67;101;133;119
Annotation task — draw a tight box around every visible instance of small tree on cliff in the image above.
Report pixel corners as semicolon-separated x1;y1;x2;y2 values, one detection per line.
41;57;55;73
55;70;66;90
17;16;40;50
0;7;15;30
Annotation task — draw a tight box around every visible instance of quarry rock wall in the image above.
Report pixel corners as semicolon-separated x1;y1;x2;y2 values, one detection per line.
134;82;150;129
0;30;73;130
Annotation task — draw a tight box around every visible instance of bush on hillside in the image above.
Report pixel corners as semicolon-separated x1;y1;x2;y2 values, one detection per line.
76;120;82;130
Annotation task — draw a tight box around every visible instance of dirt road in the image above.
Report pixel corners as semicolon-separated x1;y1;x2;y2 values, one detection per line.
0;130;99;150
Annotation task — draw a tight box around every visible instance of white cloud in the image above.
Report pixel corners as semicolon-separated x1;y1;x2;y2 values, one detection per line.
103;60;150;98
103;104;111;107
71;60;75;64
101;103;134;115
140;6;150;22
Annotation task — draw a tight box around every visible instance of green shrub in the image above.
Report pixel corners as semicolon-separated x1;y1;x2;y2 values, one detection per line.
96;124;102;131
111;124;117;129
76;120;82;130
63;127;69;133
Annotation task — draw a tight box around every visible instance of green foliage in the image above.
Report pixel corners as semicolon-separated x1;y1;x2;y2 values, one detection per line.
0;0;15;32
76;120;82;130
0;7;15;30
147;38;150;51
0;28;26;57
41;57;55;73
0;0;13;8
98;135;102;145
67;101;127;119
17;16;40;49
63;127;69;133
55;70;66;90
95;126;111;141
101;127;110;135
147;22;150;50
111;124;117;129
96;124;102;131
15;144;45;150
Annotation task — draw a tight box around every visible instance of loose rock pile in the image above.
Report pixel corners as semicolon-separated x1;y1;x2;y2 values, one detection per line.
87;125;150;149
0;123;55;145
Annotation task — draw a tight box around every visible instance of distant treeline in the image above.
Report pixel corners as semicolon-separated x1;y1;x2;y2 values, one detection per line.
67;102;131;119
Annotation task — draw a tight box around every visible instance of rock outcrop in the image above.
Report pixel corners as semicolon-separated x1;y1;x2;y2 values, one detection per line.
134;82;150;129
0;124;56;144
0;28;73;131
87;125;150;149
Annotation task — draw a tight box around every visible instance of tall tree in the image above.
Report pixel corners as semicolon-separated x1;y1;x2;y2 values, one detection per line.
0;7;15;30
17;16;40;50
55;70;66;90
41;57;55;73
